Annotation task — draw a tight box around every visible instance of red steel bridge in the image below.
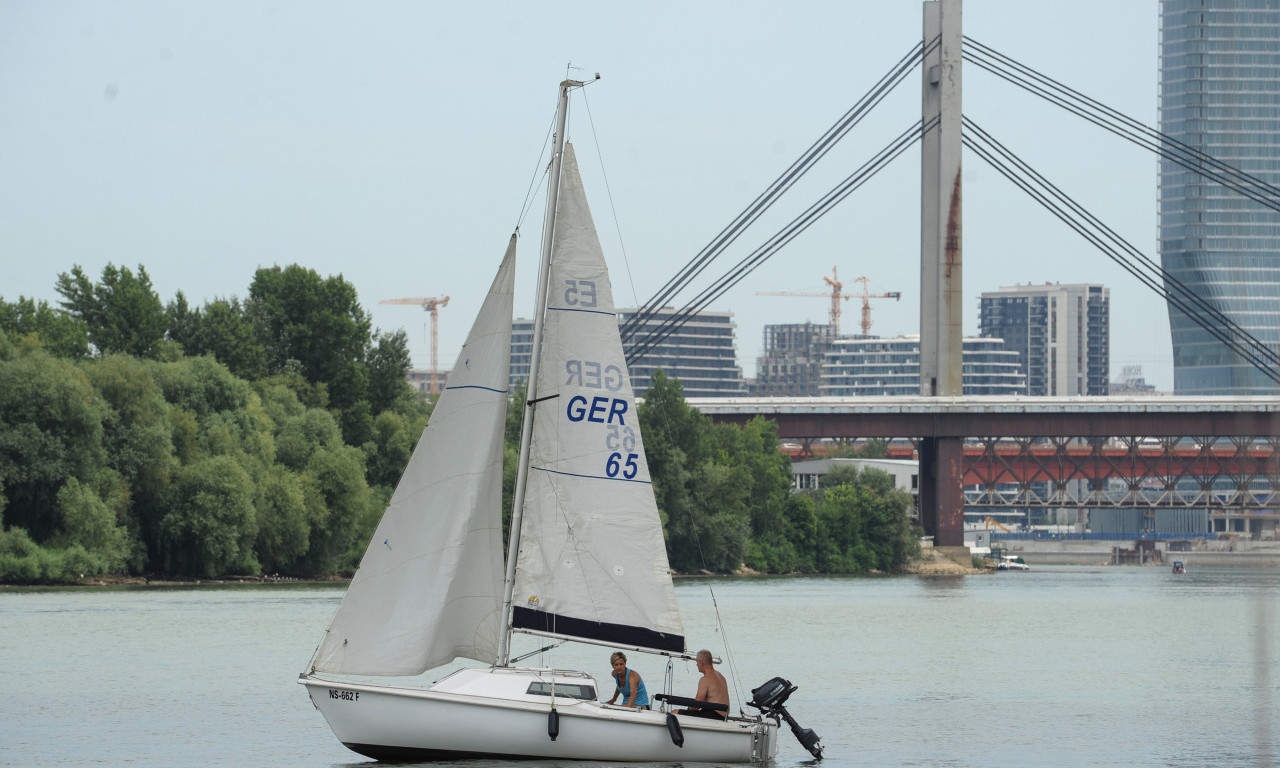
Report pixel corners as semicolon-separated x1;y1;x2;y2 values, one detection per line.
688;395;1280;544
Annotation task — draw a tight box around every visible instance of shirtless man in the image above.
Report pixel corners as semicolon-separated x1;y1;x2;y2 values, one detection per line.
677;649;729;719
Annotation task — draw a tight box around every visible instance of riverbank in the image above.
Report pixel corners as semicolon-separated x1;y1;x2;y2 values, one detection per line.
0;573;350;590
900;544;982;575
8;539;1275;589
997;537;1280;567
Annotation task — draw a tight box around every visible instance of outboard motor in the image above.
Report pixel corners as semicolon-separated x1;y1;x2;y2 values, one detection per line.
747;677;823;759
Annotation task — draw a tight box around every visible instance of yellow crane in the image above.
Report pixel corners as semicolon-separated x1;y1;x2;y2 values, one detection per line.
380;295;449;393
984;516;1012;533
757;266;901;336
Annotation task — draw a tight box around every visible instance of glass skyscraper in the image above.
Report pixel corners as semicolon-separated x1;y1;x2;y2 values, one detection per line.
1159;0;1280;394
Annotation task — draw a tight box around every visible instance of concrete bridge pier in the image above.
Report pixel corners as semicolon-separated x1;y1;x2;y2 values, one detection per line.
919;436;965;547
919;0;966;552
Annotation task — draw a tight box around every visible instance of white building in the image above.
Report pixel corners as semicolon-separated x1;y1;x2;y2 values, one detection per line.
512;308;747;398
978;283;1110;396
820;335;1025;396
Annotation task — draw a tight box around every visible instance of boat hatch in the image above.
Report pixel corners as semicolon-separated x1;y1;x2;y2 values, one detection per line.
526;681;595;700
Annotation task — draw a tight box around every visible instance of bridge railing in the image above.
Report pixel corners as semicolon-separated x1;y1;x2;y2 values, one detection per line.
991;531;1220;542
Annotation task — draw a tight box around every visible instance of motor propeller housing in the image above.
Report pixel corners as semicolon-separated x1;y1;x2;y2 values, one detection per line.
747;677;823;760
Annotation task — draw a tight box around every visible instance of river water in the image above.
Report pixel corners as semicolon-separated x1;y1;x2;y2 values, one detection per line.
1;566;1276;768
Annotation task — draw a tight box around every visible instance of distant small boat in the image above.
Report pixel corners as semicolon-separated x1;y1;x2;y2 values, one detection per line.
1171;561;1186;574
997;555;1030;571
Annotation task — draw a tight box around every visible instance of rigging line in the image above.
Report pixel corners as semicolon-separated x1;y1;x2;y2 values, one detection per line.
964;117;1280;371
627;120;925;364
963;127;1280;383
619;41;927;344
579;86;640;310
704;583;747;713
516;105;561;231
626;119;927;365
962;44;1280;212
963;36;1280;202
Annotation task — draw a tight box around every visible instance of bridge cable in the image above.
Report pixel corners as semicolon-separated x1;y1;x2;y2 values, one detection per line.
619;40;930;351
962;36;1280;214
963;115;1280;371
625;119;929;366
962;118;1280;382
963;117;1280;385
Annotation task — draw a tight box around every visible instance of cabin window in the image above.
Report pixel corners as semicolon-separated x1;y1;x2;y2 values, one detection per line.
525;682;595;700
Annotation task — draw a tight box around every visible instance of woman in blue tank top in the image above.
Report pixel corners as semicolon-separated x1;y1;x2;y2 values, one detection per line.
606;651;650;709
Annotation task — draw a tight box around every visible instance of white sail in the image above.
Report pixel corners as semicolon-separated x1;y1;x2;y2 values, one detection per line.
311;236;516;676
511;144;684;653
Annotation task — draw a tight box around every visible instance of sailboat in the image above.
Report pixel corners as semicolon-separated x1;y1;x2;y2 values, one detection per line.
299;79;818;763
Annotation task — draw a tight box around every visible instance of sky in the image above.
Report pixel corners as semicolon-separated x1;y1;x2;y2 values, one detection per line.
0;1;1170;389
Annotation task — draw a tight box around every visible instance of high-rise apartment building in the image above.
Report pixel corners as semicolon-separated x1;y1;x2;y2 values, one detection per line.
1160;0;1280;394
511;309;746;398
821;336;1026;396
753;322;837;396
617;308;746;398
979;283;1110;396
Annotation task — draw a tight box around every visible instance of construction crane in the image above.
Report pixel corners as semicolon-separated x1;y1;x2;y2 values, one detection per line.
757;266;901;337
380;295;449;393
984;516;1012;533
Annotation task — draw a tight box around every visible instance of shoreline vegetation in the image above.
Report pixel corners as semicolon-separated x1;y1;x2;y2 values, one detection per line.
5;544;982;589
8;547;980;590
2;263;921;587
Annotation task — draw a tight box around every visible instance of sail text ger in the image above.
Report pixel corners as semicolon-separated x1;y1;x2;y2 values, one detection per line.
564;359;624;391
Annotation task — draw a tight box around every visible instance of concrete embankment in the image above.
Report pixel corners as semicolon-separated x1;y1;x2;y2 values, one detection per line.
997;538;1280;567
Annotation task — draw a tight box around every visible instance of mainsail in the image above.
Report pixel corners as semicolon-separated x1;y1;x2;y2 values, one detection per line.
511;144;685;653
311;237;517;676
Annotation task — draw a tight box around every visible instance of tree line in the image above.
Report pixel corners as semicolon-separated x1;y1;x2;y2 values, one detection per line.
0;263;918;584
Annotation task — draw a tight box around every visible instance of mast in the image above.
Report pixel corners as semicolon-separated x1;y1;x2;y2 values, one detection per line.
498;79;581;666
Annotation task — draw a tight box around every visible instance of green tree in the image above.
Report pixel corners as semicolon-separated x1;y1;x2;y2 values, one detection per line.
713;417;794;571
246;265;371;385
166;293;267;380
363;409;422;490
639;372;795;573
165;292;201;355
274;408;343;472
83;356;177;506
810;466;918;572
55;264;167;358
159;455;258;577
637;371;706;571
82;355;178;569
50;476;130;575
0;296;90;358
0;526;46;583
0;351;107;542
367;329;413;415
299;444;371;574
149;355;252;419
254;470;310;573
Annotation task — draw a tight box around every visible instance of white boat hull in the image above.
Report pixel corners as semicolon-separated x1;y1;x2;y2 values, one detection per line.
300;667;778;762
